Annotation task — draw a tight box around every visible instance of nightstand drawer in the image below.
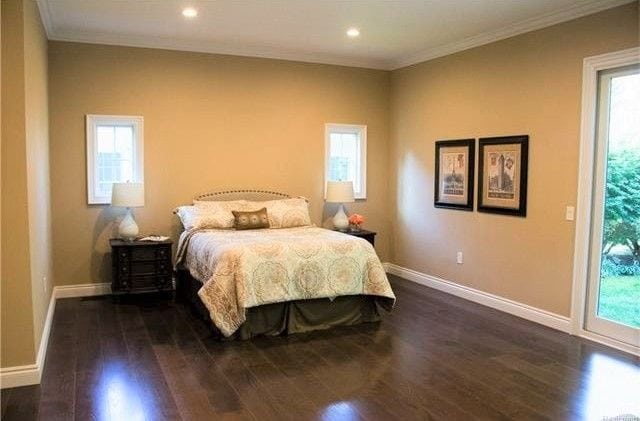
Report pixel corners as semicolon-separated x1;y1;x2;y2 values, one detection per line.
130;260;159;276
116;275;172;291
129;275;172;290
130;246;157;261
118;259;171;277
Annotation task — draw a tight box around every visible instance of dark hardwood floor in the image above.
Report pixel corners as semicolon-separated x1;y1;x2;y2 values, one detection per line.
2;275;639;421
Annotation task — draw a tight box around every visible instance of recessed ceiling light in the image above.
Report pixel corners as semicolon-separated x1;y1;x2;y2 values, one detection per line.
346;28;360;38
182;7;198;18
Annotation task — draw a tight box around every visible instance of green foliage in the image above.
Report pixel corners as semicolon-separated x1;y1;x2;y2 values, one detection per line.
603;150;640;258
601;256;640;277
598;275;640;328
605;150;640;222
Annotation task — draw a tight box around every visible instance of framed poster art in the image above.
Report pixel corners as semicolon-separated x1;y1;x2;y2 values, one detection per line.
434;139;475;211
478;135;529;217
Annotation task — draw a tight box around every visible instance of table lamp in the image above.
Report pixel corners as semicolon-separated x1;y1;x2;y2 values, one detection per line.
111;182;145;241
326;181;355;231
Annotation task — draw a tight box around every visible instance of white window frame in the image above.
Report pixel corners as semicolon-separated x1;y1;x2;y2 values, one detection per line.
324;123;367;199
86;114;144;204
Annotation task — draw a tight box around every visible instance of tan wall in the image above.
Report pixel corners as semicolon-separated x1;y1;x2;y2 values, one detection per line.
0;0;52;369
23;0;53;355
1;0;52;368
389;2;640;317
1;0;36;368
48;42;391;287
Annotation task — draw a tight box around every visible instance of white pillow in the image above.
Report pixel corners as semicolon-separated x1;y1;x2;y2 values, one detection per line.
243;198;311;228
175;202;236;230
194;199;247;210
174;205;199;231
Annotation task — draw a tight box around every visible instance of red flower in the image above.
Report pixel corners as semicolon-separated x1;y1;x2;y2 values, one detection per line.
348;214;365;225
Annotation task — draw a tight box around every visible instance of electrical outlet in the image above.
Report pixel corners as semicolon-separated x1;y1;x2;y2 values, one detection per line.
43;276;47;293
456;252;463;264
565;206;575;221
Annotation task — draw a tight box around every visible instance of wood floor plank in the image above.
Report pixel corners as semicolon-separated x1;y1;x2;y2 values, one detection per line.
37;298;78;421
1;388;11;418
4;275;639;421
346;328;548;420
140;301;248;420
381;305;572;419
1;386;40;421
116;298;182;421
173;305;281;420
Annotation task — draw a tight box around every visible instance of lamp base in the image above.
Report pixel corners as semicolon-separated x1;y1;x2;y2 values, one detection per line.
119;208;139;241
332;204;349;231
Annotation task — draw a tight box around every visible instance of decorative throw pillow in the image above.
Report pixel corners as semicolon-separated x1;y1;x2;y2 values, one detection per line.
232;208;270;230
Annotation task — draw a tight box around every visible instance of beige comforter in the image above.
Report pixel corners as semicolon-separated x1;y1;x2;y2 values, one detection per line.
176;226;395;336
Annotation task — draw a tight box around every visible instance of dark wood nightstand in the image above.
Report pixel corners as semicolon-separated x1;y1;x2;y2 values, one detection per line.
337;229;376;247
110;239;173;293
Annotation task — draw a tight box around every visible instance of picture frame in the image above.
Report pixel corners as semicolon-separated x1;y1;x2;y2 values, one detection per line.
434;139;475;211
478;135;529;217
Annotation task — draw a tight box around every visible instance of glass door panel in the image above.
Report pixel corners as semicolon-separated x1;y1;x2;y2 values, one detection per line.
586;65;640;347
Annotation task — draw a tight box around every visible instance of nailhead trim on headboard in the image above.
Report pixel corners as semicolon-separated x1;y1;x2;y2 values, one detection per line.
194;189;308;202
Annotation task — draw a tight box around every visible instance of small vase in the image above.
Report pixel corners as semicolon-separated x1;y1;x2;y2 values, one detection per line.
350;224;362;232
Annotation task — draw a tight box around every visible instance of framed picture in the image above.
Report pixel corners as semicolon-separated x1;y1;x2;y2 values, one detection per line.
434;139;475;211
478;135;529;217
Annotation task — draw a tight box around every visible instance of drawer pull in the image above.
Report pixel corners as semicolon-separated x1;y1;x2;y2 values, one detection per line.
121;266;128;272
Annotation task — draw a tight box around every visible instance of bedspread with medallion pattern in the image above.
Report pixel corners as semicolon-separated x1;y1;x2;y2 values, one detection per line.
176;226;395;336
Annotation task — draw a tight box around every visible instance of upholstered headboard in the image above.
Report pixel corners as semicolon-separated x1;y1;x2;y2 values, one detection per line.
194;189;301;202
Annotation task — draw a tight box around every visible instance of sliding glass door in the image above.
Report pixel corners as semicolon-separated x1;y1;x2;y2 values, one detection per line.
585;64;640;347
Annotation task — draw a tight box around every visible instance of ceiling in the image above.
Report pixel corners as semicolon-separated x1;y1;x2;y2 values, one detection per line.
37;0;632;70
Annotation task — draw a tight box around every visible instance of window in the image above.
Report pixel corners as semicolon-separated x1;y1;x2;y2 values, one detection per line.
86;115;144;204
325;123;367;199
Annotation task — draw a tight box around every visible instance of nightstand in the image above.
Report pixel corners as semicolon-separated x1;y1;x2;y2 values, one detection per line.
110;239;173;293
338;229;376;247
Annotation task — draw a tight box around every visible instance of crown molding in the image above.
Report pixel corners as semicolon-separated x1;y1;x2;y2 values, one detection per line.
47;30;393;70
35;0;54;38
391;0;636;70
37;0;634;71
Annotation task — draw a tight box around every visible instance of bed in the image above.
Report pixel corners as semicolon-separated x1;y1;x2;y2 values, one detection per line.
174;189;395;339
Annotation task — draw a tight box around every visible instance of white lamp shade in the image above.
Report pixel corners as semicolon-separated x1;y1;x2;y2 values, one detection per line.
111;183;145;207
326;181;355;203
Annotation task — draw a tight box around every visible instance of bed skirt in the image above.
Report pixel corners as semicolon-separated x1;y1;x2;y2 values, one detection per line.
175;268;387;340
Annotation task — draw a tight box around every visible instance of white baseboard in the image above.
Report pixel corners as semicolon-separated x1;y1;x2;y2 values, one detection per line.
54;282;112;299
0;282;111;389
0;363;41;390
575;329;640;357
0;292;56;389
383;262;572;333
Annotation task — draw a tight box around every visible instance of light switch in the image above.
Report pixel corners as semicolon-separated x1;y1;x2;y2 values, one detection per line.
565;206;575;221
